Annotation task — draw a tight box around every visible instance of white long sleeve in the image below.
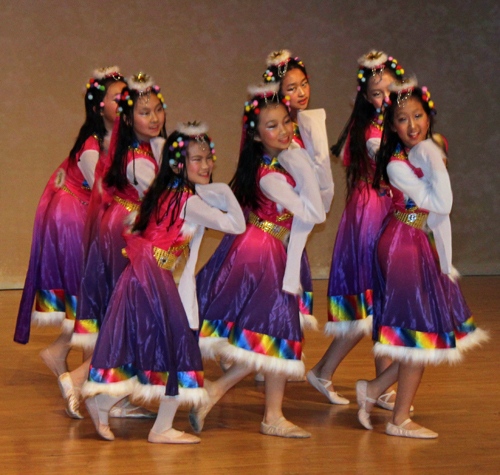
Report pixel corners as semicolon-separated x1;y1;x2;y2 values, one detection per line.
260;148;326;224
126;158;157;198
296;109;334;212
77;149;99;189
177;183;245;330
366;137;381;161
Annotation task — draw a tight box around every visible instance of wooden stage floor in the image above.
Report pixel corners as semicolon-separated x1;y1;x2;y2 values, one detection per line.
1;277;498;474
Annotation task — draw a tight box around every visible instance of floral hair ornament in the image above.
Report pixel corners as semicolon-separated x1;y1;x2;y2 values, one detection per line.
86;65;124;101
388;76;418;107
357;50;404;90
244;83;281;130
169;121;216;169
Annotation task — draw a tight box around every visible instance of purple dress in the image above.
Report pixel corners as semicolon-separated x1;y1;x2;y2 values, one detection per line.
372;148;487;365
14;136;101;344
82;189;206;406
198;157;304;379
72;143;158;348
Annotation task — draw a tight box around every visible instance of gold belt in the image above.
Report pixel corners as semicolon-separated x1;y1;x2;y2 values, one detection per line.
394;209;428;229
248;212;290;243
113;195;140;212
61;185;89;205
153;244;190;270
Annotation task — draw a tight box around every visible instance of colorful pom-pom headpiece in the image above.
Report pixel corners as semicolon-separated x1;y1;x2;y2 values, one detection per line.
384;77;435;114
168;121;216;169
263;49;307;82
356;50;404;90
243;83;285;130
115;72;167;115
85;66;124;103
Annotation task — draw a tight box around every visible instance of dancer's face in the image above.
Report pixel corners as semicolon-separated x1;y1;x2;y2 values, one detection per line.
392;97;430;149
281;68;310;114
101;81;126;131
365;70;395;111
255;104;293;158
186;141;214;185
133;94;165;142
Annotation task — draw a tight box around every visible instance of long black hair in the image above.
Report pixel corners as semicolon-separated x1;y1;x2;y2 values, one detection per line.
332;57;403;199
373;87;436;189
69;71;125;164
229;93;288;210
104;83;167;192
133;129;212;233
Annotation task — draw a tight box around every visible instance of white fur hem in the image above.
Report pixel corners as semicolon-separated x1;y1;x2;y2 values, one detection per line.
70;332;98;351
199;336;228;360
132;385;209;408
219;343;305;379
373;342;463;366
32;310;66;327
82;376;138;399
61;318;75;334
324;316;372;338
300;312;318;331
457;328;490;352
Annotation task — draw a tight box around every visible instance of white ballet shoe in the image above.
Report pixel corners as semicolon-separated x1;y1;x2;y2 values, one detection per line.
306;371;350;405
385;419;438;439
356;380;376;430
376;390;414;412
85;397;115;441
260;417;311;438
57;373;83;419
148;428;200;444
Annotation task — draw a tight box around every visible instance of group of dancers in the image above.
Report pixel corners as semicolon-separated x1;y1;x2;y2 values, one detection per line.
14;49;488;444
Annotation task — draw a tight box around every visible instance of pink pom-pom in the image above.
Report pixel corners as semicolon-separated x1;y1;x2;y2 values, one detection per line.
154;85;160;91
268;71;273;77
357;86;361;91
253;100;258;106
388;56;393;61
422;86;428;93
100;102;105;107
179;141;184;147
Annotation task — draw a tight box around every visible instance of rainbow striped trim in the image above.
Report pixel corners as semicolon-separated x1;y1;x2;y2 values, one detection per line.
455;316;477;340
138;370;204;388
35;289;65;313
200;319;234;339
299;291;313;316
74;318;99;334
228;326;301;361
89;364;137;384
328;290;373;322
378;325;456;349
65;294;77;321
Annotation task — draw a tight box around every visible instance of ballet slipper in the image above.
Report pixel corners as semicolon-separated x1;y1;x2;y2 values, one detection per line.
188;399;215;433
109;399;156;418
148;428;200;444
376;390;414;412
57;373;83;419
306;370;349;405
260;416;311;438
85;397;115;441
386;419;438;439
356;380;376;430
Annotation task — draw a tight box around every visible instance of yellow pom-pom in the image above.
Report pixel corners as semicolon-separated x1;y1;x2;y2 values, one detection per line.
213;155;217;162
127;99;133;106
401;69;405;74
358;73;363;79
428;100;434;108
157;93;163;99
86;84;91;89
173;142;178;148
427;92;431;98
285;95;290;101
393;60;398;64
245;106;250;112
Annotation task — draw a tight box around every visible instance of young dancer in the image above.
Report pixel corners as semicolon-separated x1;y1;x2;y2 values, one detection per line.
191;85;328;438
308;51;405;407
356;79;488;438
82;123;246;444
13;67;125;407
62;73;167;418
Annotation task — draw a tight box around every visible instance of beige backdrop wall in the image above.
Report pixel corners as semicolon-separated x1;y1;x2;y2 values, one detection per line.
1;0;499;289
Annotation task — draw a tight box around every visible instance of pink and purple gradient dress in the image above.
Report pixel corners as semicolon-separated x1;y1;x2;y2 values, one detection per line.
372;141;488;365
198;149;326;378
82;183;245;405
71;142;160;350
326;122;392;337
14;135;101;344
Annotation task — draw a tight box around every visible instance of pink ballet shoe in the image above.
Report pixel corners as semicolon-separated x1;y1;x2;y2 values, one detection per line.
306;370;349;405
85;397;114;441
58;373;83;419
148;428;200;444
356;380;376;430
376;390;414;412
188;400;214;433
260;416;311;438
386;419;438;439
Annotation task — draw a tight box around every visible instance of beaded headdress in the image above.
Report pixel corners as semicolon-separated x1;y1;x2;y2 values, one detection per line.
356;50;404;90
385;77;436;114
243;83;285;130
263;50;307;83
116;72;167;114
168;121;216;169
85;66;124;104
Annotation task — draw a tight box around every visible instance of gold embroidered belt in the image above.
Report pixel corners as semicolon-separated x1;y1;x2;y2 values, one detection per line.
248;212;290;243
394;209;428;229
113;195;140;212
153;244;190;270
61;185;89;205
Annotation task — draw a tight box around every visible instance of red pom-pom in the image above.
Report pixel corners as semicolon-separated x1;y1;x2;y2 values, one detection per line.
255;108;260;114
